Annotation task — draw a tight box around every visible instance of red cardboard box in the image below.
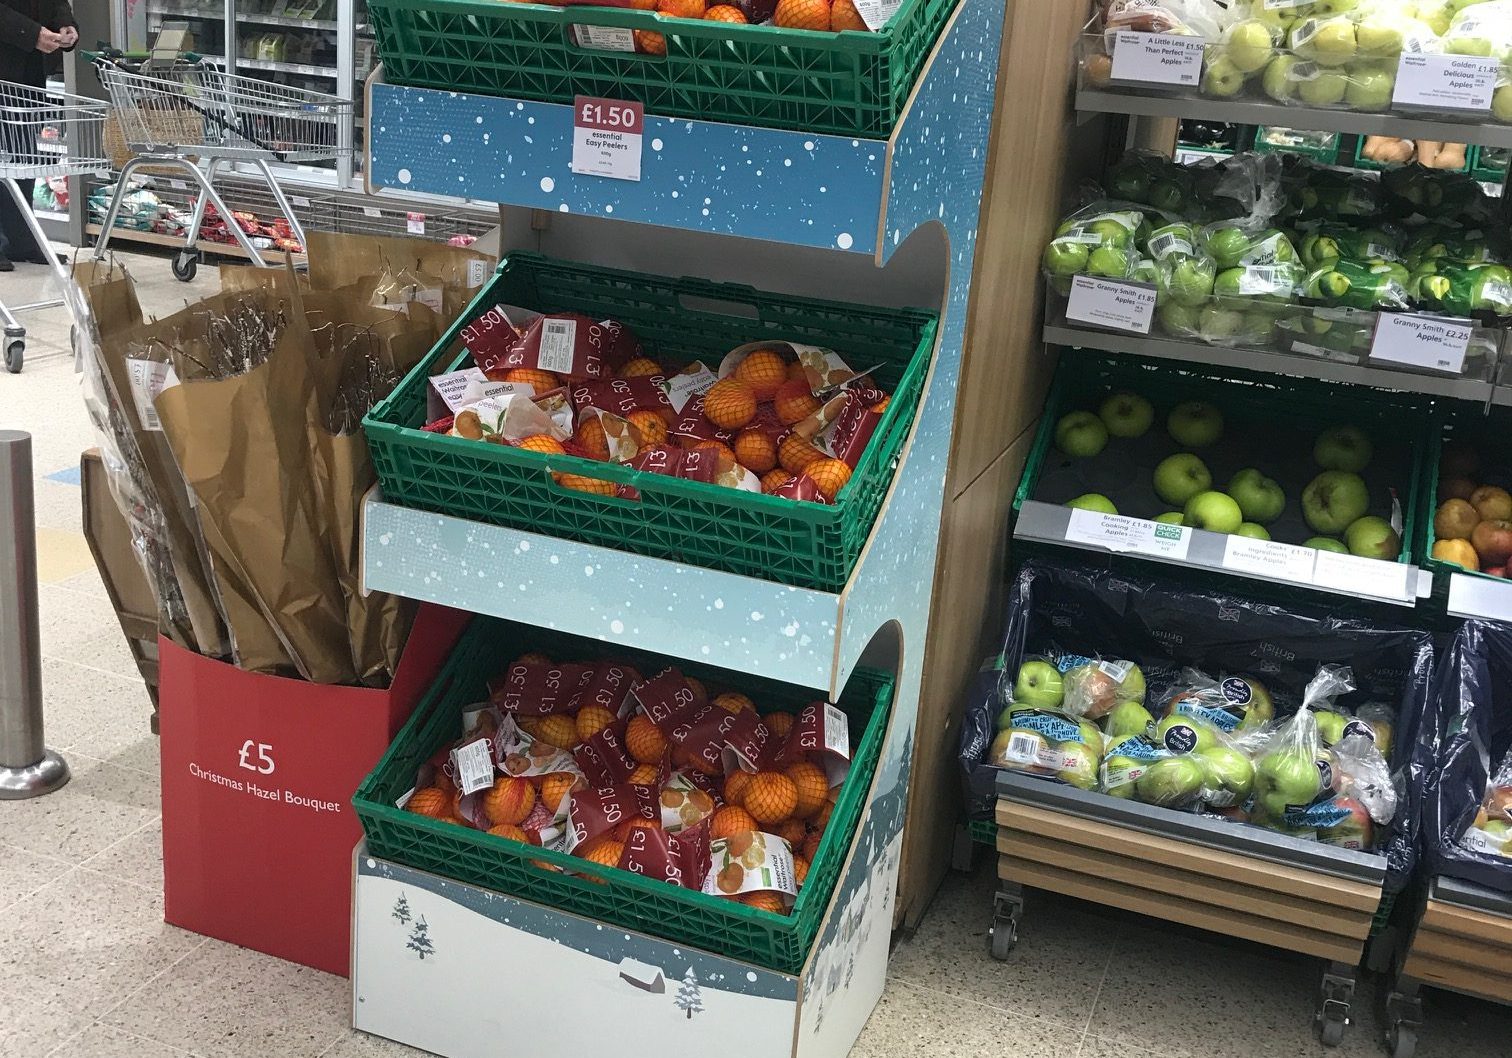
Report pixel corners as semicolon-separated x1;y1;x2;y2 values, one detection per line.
159;604;467;975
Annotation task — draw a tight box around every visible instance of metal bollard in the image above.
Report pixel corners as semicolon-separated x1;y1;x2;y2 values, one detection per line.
0;430;69;799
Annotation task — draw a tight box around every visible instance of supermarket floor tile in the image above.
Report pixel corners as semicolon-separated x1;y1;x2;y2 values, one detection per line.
852;979;1082;1058
0;751;159;863
0;986;96;1055
47;1022;196;1058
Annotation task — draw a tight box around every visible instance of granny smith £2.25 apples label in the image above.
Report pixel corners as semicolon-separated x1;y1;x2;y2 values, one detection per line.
1368;313;1471;375
1393;53;1498;112
571;96;644;182
1065;276;1157;334
1065;509;1192;560
1109;31;1204;87
1221;536;1316;585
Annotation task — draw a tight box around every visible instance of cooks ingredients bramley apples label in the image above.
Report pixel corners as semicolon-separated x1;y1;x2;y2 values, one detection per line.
1393;53;1498;112
1066;275;1157;334
1222;535;1317;584
1110;31;1204;87
1369;313;1472;375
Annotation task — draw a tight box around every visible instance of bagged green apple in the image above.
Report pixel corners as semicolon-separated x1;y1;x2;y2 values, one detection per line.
1414;261;1512;316
1441;0;1512;65
1041;205;1145;284
1251;665;1351;832
1100;733;1169;801
1058;654;1148;721
1147;222;1217;308
1196;724;1268;810
1159;668;1275;734
1106;150;1196;214
1301;258;1412;309
1280;162;1381;222
988;706;1104;790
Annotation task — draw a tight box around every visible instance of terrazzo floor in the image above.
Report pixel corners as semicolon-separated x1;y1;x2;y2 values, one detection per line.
3;248;1512;1058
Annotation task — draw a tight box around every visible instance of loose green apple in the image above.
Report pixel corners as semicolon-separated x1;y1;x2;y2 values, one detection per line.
1055;410;1108;458
1306;535;1350;553
1313;425;1373;472
1153;453;1213;506
1302;470;1370;534
1235;522;1271;539
1167;401;1224;448
1201;55;1247;98
1154;511;1184;524
1229;468;1286;524
1184;491;1245;534
1346;67;1395;111
1345;514;1401;560
1098;392;1154;439
1066;493;1118;515
1013;660;1064;709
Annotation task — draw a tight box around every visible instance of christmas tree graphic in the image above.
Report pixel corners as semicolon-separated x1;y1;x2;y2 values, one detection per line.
392;894;411;926
407;916;435;960
673;968;703;1020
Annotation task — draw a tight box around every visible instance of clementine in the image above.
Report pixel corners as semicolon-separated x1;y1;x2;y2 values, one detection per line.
626;714;669;763
744;771;799;825
786;760;829;819
703;379;758;430
710;805;760;840
483;776;537;826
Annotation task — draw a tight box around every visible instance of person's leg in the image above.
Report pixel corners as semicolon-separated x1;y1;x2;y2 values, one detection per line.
6;177;46;261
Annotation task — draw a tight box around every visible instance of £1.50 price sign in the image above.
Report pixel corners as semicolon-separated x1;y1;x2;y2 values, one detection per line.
571;96;645;182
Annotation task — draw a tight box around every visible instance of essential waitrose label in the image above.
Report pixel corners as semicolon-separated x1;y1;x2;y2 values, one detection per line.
1393;53;1497;112
1065;509;1192;559
1369;313;1471;374
1065;276;1157;334
1110;31;1204;87
1222;536;1316;583
1312;549;1414;601
571;95;644;182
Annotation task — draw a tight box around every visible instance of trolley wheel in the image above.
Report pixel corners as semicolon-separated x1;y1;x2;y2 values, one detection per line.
4;339;22;374
172;250;199;283
1387;1022;1417;1058
988;918;1017;961
1316;1015;1345;1047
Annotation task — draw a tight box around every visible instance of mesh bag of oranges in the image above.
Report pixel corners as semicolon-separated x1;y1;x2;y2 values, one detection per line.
426;301;895;505
567;0;885;55
400;651;855;913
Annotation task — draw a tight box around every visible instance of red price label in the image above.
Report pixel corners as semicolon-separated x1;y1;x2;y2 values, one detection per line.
571;96;645;182
575;96;644;135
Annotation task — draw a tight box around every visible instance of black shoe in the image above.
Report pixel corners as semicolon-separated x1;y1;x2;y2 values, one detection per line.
0;254;12;272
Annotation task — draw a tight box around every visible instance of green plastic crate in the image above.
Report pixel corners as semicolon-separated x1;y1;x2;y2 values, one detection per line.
968;817;995;846
1252;126;1340;165
1351;136;1468;174
1013;350;1432;570
367;0;958;138
353;616;895;974
362;252;936;593
1419;401;1512;587
1472;145;1510;184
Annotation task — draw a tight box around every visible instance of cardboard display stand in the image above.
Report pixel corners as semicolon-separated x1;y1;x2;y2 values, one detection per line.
159;604;467;975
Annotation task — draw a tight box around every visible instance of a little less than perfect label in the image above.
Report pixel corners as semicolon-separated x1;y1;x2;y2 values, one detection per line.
1065;276;1157;334
571;96;644;182
1394;53;1498;112
1222;536;1317;584
537;317;578;374
1369;313;1472;375
1065;509;1192;560
125;357;179;431
451;738;495;796
1312;549;1414;602
572;24;636;52
1109;31;1204;87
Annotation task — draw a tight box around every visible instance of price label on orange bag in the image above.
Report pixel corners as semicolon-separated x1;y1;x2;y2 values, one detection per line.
571;96;644;182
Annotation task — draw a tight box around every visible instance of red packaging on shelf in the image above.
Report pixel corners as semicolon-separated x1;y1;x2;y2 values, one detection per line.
488;661;594;714
492;314;639;382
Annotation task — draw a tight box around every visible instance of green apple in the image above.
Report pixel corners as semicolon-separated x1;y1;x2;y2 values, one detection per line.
1013;660;1063;709
1104;700;1155;743
1055;410;1108;457
1205;226;1251;270
1184;491;1245;534
1302;233;1342;271
1165;257;1216;307
1297;68;1350;105
1101;754;1144;798
1077;719;1104;758
1229;468;1286;524
1198;744;1256;805
1262;53;1299;101
1346;67;1395;111
1201;55;1247;98
1242;312;1277;342
1042;240;1089;277
1315;709;1348;746
1122;664;1146;705
1158;301;1201;336
1226;19;1275;73
1235;522;1271;539
1057;741;1099;790
1313;425;1372;472
1067;493;1118;515
1418;0;1453;34
1302;470;1370;534
1153;453;1213;506
1306;535;1350;553
1167;401;1224;448
1444;33;1495;57
1087;245;1130;278
1199;305;1247;340
1135;755;1207;807
1255;747;1324;817
1156;714;1218;754
1098;392;1154;439
1086;218;1134;247
1345;514;1402;560
1354;19;1404;59
1154;511;1185;524
1493;84;1512;122
1301;19;1358;65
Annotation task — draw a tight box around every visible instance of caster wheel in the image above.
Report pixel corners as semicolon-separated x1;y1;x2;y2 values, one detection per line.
4;339;22;374
172;250;199;282
988;919;1017;961
1317;1016;1345;1047
1387;1023;1417;1058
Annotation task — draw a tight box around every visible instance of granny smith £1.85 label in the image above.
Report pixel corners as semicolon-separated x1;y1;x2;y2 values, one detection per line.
1369;313;1471;374
1110;31;1204;87
1222;536;1316;584
1066;509;1192;560
1066;276;1157;334
1393;53;1497;111
1312;550;1414;602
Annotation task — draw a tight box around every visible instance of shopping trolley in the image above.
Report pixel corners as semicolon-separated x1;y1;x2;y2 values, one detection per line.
92;53;352;281
0;80;111;374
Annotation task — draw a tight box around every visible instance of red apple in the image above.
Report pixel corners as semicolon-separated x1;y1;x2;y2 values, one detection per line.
1472;485;1512;522
1442;440;1481;478
1440;477;1477;502
1489;566;1507;578
1435;498;1481;541
1472;519;1512;567
1320;796;1374;850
